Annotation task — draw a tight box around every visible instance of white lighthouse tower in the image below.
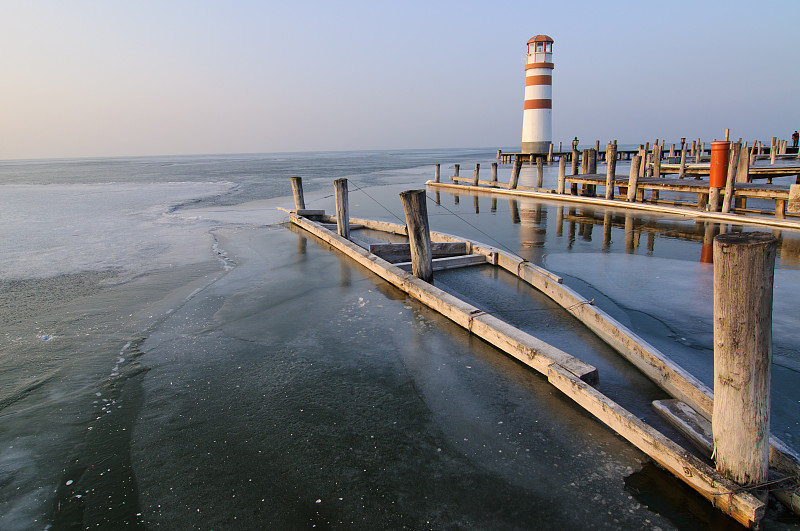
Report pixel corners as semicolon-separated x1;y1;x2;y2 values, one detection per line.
521;35;554;154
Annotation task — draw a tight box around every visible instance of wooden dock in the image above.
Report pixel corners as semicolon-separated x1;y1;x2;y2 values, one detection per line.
285;202;800;528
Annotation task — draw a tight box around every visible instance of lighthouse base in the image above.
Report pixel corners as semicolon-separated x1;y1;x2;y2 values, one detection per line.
522;141;552;154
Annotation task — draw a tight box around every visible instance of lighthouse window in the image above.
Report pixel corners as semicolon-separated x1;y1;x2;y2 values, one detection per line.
536;42;544;52
545;42;552;52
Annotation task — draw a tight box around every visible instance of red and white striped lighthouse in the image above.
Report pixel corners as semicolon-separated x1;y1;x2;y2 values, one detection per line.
521;35;554;154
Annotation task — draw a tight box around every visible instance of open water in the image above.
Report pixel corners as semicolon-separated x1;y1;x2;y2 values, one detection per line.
1;148;799;529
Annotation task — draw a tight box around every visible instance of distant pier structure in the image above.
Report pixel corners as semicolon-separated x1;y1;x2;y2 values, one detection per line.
521;35;554;155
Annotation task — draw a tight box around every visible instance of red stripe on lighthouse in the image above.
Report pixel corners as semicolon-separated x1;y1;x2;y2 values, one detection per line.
524;99;552;110
525;75;552;86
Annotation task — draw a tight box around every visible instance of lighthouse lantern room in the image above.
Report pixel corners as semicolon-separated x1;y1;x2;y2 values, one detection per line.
521;35;554;155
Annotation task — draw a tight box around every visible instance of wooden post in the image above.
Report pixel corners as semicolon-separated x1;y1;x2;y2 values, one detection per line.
724;128;730;141
721;143;741;214
770;137;777;164
454;164;460;178
571;150;579;195
334;178;350;240
653;143;662;179
491;162;498;184
508;159;522;189
473;163;480;186
669;144;675;158
291;176;306;210
712;232;777;493
434;163;441;183
399;190;433;283
595;139;600;153
604;142;617;200
678;144;688;179
627;155;641;202
558;141;563;153
547;143;554;163
536;157;544;188
557;157;566;194
496;149;501;159
695;138;702;163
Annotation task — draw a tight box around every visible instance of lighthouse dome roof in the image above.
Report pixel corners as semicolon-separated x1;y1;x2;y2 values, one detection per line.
527;35;554;44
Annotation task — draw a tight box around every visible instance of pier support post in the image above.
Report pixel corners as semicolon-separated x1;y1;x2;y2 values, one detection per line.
547;143;554;163
712;232;776;496
491;162;498;184
334;178;350;239
291;176;306;210
473;163;480;186
557;157;566;194
434;164;440;183
678;144;688;179
626;155;641;202
454;164;460;179
604;142;618;200
536;157;544;188
509;159;522;190
399;190;433;283
721;143;741;214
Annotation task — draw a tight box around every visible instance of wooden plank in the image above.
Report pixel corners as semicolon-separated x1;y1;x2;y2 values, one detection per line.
368;242;468;262
788;184;800;214
295;209;325;217
655;399;800;516
290;214;597;384
547;364;765;528
394;254;487;272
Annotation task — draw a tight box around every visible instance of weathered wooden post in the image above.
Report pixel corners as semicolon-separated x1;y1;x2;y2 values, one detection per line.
652;143;662;179
604;142;617;200
536;157;544;188
678;144;688;179
473;163;480;186
434;163;441;183
547;143;554;163
291;176;306;210
491;162;498;184
557;157;566;194
770;136;777;164
695;138;702;163
496;149;501;160
626;155;641;202
508;159;522;189
399;190;433;283
453;163;460;179
712;232;777;497
570;150;579;195
721;143;741;214
334;178;350;239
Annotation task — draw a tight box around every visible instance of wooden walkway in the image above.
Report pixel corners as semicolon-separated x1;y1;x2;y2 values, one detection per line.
563;174;793;218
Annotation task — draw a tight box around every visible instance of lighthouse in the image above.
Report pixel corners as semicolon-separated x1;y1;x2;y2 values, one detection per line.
521;35;554;154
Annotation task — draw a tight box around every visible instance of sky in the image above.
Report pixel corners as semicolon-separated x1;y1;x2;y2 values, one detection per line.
1;0;798;159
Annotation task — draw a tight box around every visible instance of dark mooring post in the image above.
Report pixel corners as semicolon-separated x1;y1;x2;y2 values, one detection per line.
434;164;440;183
473;163;480;186
334;178;349;239
399;190;433;283
557;157;566;194
713;232;777;497
491;162;498;184
291;176;306;210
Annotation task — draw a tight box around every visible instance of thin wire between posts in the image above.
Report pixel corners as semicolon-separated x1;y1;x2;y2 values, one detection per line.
347;180;407;225
424;192;519;257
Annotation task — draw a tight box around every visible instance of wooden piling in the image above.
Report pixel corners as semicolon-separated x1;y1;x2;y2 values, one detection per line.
434;164;441;183
770;137;777;164
712;232;777;493
473;163;480;186
547;143;554;163
695;139;702;163
557;157;566;195
627;155;641;202
399;190;433;283
678;144;688;179
571;150;579;195
653;143;662;179
604;142;618;200
334;178;350;239
536;157;544;188
491;162;498;184
291;176;306;210
508;159;522;190
454;163;460;178
721;143;741;214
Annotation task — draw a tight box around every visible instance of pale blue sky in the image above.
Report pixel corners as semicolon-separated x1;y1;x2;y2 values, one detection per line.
1;0;798;159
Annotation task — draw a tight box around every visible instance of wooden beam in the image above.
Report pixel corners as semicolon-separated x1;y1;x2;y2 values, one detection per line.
368;242;468;262
394;254;487;272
